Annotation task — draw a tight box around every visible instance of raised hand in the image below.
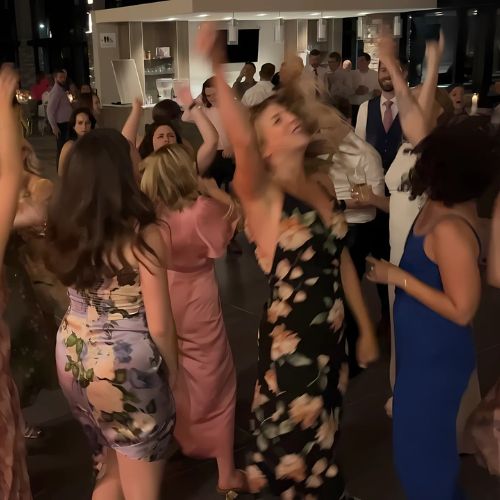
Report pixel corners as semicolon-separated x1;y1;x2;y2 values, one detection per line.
425;30;445;64
196;23;225;67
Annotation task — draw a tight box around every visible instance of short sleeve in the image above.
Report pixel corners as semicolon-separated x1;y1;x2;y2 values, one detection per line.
194;196;239;259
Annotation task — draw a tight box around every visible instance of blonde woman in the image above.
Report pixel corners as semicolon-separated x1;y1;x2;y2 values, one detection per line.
140;143;244;496
0;65;32;499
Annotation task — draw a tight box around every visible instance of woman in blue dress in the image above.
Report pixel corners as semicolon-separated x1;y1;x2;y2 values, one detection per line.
367;35;500;500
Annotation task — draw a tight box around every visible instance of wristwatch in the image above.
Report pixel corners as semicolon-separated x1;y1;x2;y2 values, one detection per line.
338;200;347;211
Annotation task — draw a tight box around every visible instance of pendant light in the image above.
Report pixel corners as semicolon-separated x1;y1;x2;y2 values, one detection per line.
274;12;284;43
228;15;238;45
357;16;365;40
393;15;402;37
317;13;327;42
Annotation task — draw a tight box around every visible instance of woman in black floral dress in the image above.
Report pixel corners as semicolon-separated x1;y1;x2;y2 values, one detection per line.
197;25;378;499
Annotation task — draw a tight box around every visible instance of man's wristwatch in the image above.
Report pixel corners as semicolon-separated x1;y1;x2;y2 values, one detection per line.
338;200;347;211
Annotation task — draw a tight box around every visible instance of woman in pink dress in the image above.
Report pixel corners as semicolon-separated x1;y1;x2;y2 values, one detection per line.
0;66;32;499
140;141;245;495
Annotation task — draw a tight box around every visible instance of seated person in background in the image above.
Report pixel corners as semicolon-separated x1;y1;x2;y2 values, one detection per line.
447;84;466;115
241;63;276;107
232;62;257;100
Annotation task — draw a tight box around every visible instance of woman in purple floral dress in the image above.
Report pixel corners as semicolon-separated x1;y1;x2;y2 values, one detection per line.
46;129;177;500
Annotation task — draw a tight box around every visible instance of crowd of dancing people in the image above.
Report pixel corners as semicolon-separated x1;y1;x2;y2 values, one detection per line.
1;23;500;500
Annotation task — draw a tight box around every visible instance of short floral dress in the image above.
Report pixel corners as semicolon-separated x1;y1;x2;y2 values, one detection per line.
56;268;175;474
246;193;351;499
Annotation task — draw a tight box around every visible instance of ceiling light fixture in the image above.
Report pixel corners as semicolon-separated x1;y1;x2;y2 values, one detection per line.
197;14;209;18
393;15;402;37
357;15;366;40
228;14;238;45
317;13;327;42
310;12;321;16
166;17;178;21
274;11;284;43
223;16;232;20
256;13;267;17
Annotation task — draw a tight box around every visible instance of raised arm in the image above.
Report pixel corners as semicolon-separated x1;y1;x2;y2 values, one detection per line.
417;35;444;129
378;34;428;146
196;23;268;202
121;98;143;146
0;66;23;262
177;86;218;175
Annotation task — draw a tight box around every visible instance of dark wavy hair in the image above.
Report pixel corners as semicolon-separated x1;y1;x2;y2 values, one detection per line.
45;128;158;289
138;120;182;159
410;116;500;206
68;107;96;140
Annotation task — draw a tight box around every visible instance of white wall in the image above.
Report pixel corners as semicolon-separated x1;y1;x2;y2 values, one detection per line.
188;20;285;97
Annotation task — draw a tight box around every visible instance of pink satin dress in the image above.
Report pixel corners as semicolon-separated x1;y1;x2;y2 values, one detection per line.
158;196;238;459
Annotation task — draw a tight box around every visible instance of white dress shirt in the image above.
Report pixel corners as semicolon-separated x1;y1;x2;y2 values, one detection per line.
326;68;353;99
241;81;274;107
349;69;380;106
327;130;385;224
355;95;399;141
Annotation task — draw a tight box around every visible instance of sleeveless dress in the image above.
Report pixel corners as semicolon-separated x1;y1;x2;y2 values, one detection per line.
55;269;175;474
246;193;351;499
393;225;477;500
157;197;238;459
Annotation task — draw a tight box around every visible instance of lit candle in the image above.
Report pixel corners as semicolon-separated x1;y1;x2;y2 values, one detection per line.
471;93;478;115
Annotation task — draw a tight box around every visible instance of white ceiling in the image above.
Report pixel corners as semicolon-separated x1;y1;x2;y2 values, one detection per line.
95;0;437;24
146;10;416;22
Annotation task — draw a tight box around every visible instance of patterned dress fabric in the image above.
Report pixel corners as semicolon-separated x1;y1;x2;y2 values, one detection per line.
56;269;175;474
0;276;32;500
246;193;351;499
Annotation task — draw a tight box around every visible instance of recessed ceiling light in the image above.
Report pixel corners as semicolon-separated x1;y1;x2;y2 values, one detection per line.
197;14;209;18
256;13;267;17
358;12;369;16
223;17;232;20
310;12;321;16
166;17;177;21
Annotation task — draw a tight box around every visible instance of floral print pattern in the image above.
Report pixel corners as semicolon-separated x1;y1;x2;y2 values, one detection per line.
56;269;175;473
247;193;349;499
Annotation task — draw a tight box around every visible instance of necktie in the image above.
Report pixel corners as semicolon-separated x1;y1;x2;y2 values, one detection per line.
383;100;394;132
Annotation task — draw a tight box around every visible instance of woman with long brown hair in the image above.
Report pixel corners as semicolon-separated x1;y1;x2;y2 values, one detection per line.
46;128;177;500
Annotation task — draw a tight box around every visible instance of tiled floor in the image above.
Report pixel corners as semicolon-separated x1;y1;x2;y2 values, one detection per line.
23;135;500;499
